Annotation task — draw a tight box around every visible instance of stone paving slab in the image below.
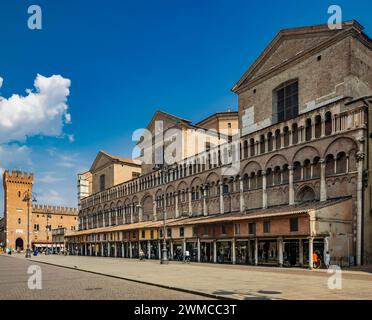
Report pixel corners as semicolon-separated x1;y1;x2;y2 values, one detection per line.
9;254;372;300
0;255;209;300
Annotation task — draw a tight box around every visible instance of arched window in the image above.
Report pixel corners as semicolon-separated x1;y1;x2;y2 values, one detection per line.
267;132;273;152
315;115;321;138
325;112;332;136
250;138;255;157
243;174;249;191
260;135;265;154
282;164;289;184
305;118;312;141
275;129;281;149
243;140;248;158
293;162;301;181
336;152;347;174
292;123;298;144
325;154;335;176
283;127;289;147
266;168;273;186
274;166;281;185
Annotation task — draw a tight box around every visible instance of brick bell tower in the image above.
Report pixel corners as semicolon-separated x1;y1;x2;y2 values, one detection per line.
3;170;34;251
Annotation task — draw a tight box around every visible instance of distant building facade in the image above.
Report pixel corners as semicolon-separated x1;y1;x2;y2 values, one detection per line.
0;170;78;251
67;21;372;267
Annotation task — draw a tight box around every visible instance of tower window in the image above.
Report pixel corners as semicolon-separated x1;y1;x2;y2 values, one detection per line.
18;218;21;224
274;80;298;123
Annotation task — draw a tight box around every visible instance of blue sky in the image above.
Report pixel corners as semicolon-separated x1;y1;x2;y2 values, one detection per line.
0;0;371;214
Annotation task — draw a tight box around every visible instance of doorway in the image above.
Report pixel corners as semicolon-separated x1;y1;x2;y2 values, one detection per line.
15;238;24;251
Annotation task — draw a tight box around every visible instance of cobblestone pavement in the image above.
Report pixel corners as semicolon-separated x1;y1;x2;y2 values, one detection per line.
8;253;372;300
0;255;211;300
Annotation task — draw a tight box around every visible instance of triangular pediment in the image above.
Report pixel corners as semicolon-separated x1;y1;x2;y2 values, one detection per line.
232;20;364;92
89;151;114;173
146;110;192;134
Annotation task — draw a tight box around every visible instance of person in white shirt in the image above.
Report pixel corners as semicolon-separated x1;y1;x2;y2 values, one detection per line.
184;250;190;262
324;251;331;268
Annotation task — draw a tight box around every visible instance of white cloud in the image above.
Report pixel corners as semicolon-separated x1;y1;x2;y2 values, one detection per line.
0;77;3;88
0;74;71;144
68;134;75;143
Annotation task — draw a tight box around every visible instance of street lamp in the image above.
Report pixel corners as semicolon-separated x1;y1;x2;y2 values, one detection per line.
45;213;52;255
23;190;37;258
160;207;169;264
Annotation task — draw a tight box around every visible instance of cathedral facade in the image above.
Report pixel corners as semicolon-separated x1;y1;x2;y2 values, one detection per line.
67;20;372;268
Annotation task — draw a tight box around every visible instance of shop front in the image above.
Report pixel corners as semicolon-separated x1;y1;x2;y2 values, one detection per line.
186;240;198;262
216;240;232;264
200;241;214;263
258;240;278;265
235;240;255;265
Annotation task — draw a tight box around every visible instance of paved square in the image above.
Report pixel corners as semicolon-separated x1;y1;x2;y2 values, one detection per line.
8;254;372;300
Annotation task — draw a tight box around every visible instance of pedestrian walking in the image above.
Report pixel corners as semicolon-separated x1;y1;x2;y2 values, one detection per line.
324;251;331;268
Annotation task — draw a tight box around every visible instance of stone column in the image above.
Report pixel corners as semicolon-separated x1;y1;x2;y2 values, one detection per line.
121;242;124;258
170;240;174;260
188;190;192;214
114;242;117;257
153;201;157;221
254;238;258;265
95;243;98;256
115;210;118;225
130;205;134;224
308;237;314;269
213;240;217;263
109;211;112;226
356;151;365;266
102;212;105;227
197;238;201;262
107;241;111;257
262;170;267;209
175;192;179;218
278;237;283;267
202;186;208;216
299;239;304;266
219;182;224;214
86;217;89;230
158;240;161;260
138;205;143;222
239;177;245;213
129;241;133;258
321;118;325;137
183;239;186;257
101;242;104;257
85;244;87;256
232;238;236;265
248;239;252;264
320;159;327;202
147;240;151;259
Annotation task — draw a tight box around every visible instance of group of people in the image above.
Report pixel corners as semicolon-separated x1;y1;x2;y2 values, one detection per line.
139;248;191;262
313;251;331;269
